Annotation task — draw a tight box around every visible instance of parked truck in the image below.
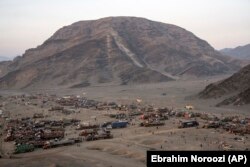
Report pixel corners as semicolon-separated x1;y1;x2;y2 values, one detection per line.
14;144;35;154
111;121;128;128
76;123;99;130
178;120;199;128
79;129;97;136
4;135;14;142
85;131;113;141
202;121;220;129
28;140;46;148
43;139;75;149
142;120;165;127
40;131;64;140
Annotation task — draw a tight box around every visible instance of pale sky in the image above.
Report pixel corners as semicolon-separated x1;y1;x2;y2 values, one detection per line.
0;0;249;58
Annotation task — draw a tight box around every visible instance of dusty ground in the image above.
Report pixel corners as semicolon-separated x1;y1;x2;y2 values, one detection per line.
0;75;249;167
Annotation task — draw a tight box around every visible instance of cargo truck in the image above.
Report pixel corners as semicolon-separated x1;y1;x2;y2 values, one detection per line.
43;139;75;149
14;144;35;154
111;121;128;128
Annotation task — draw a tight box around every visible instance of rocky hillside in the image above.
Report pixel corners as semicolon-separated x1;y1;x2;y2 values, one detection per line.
199;64;250;106
220;44;250;60
0;17;244;89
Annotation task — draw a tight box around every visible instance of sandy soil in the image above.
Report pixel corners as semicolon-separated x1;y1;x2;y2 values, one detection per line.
0;75;249;167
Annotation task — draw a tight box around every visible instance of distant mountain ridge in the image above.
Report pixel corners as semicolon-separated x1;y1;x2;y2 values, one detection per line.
220;44;250;59
0;17;245;89
0;56;12;62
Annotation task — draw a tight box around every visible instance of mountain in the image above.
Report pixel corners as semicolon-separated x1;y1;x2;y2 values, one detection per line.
0;56;12;62
220;44;250;59
0;17;245;89
199;64;250;106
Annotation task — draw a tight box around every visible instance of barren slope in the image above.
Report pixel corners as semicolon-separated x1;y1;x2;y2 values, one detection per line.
0;17;244;89
199;64;250;106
